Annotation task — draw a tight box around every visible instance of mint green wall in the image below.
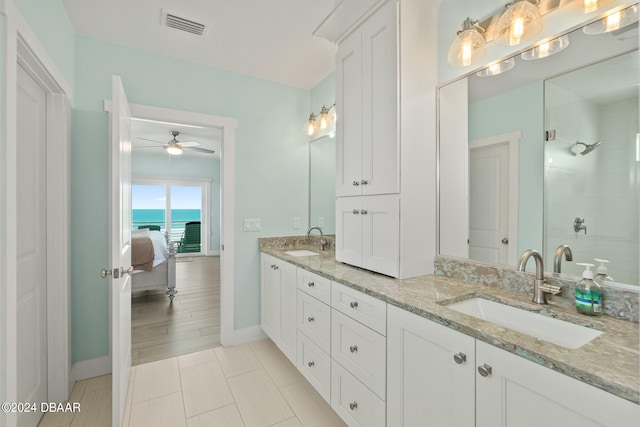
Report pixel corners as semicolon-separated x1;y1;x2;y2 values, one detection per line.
468;81;544;256
71;34;310;362
132;152;221;251
13;0;75;89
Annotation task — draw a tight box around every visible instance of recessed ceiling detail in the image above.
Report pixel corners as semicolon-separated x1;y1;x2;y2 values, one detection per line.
161;9;207;36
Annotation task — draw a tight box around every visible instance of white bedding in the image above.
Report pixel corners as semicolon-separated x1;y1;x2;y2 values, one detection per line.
133;230;169;273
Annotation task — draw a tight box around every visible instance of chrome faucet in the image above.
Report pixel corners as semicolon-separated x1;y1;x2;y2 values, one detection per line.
306;226;327;251
518;249;562;304
553;244;573;274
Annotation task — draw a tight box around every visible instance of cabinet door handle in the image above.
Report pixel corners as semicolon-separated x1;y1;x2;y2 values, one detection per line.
349;345;358;353
350;301;359;309
307;281;315;287
360;209;368;215
478;364;492;377
352;209;360;215
274;265;279;270
308;361;315;367
307;316;315;322
352;181;360;186
349;402;358;411
453;352;467;364
360;180;368;185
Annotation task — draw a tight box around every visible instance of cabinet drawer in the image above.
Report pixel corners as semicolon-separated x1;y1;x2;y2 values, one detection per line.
331;359;385;427
297;332;331;403
332;284;387;335
331;309;386;399
297;290;331;353
297;268;331;304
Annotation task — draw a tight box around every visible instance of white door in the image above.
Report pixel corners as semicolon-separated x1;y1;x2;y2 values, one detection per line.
335;197;362;266
16;65;47;427
361;195;399;277
110;76;133;427
469;143;509;265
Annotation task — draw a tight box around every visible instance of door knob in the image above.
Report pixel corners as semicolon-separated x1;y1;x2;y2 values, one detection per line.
349;402;358;410
120;266;134;276
360;180;368;185
501;238;509;244
307;281;315;287
100;268;113;278
349;345;358;353
360;210;368;215
307;316;315;322
352;181;360;186
350;301;359;309
478;364;493;377
453;352;467;364
352;209;360;215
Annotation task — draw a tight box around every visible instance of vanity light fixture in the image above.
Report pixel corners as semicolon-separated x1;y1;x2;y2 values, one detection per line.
583;4;639;34
305;104;336;138
579;0;613;14
447;18;487;67
495;0;543;46
521;34;570;60
476;57;516;77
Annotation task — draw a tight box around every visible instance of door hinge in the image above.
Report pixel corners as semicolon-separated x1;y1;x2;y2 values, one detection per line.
221;244;224;251
545;130;556;141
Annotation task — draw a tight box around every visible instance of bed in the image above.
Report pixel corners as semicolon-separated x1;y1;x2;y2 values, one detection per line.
131;229;177;301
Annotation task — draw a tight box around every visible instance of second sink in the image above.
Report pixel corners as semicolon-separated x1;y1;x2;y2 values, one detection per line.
445;297;603;349
284;249;319;257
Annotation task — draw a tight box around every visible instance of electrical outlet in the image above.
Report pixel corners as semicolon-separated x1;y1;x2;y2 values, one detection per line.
293;216;301;229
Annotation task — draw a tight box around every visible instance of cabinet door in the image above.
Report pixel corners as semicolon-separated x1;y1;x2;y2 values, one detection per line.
336;28;363;197
361;0;398;196
261;254;281;341
278;259;297;364
361;195;399;277
387;305;475;427
336;197;363;266
476;340;640;427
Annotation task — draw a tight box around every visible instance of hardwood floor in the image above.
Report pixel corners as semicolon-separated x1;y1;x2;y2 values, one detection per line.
131;256;220;366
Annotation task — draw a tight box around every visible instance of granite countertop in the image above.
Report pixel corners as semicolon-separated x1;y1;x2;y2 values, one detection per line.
260;244;640;405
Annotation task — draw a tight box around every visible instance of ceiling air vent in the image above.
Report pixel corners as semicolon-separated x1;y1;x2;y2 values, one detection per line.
161;10;207;36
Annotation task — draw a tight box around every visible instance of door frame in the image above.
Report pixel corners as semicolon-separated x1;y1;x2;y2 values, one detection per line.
469;131;520;265
0;2;72;425
104;102;237;347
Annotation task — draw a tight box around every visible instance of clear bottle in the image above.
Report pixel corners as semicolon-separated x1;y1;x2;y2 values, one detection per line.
575;263;602;316
593;258;613;287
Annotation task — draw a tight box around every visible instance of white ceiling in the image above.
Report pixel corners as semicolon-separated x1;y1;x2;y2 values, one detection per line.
61;0;338;89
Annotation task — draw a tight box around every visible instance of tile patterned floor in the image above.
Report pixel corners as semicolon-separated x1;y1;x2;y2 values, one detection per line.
38;339;346;427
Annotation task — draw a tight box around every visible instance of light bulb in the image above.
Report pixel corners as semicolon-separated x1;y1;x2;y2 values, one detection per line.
521;35;570;60
476;58;516;77
166;144;183;155
318;106;331;130
605;11;621;31
583;5;639;34
305;113;316;136
447;18;486;67
583;0;599;13
496;0;543;46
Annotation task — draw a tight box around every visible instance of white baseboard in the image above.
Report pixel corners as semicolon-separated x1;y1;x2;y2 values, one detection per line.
222;325;266;347
72;355;112;381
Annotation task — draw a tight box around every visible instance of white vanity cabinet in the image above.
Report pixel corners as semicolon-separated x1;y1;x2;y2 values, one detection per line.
260;253;297;363
387;304;640;427
336;0;398;198
336;195;399;278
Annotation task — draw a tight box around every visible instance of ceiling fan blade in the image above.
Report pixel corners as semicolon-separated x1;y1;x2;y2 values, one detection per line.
136;137;165;144
185;146;216;154
178;140;200;148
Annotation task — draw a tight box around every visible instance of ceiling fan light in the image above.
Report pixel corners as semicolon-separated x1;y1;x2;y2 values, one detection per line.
166;141;183;155
495;0;543;46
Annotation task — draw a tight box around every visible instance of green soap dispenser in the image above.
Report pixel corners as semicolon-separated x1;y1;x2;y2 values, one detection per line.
575;263;602;316
594;258;613;287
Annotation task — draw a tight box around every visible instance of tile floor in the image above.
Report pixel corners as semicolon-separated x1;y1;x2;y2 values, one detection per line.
38;339;346;427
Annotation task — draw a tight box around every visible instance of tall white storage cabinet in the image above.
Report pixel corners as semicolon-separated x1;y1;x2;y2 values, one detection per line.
334;0;436;279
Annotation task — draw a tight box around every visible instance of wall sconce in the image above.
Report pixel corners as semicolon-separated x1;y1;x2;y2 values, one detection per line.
495;0;543;46
583;4;639;34
447;18;487;67
521;34;570;60
476;57;516;77
305;104;336;138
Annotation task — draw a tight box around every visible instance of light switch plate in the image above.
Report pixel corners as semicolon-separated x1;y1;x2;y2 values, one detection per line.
293;216;301;229
243;218;261;231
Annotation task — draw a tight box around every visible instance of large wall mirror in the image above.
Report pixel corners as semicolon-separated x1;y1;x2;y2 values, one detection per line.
309;134;336;234
439;6;639;288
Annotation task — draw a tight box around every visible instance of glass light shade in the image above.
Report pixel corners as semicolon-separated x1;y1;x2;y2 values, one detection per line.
583;5;638;34
305;113;317;136
579;0;613;14
447;19;486;67
521;35;570;60
166;142;183;155
495;0;543;46
317;105;331;130
476;58;516;77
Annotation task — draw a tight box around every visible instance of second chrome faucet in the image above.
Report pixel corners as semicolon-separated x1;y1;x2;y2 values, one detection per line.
518;249;562;304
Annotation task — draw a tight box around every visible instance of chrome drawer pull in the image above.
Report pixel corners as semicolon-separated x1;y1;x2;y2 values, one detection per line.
352;181;360;186
350;301;359;309
349;402;358;411
308;361;315;367
453;352;467;365
360;179;368;185
349;345;358;353
352;209;360;215
360;209;368;215
478;364;492;377
307;316;315;322
307;281;315;287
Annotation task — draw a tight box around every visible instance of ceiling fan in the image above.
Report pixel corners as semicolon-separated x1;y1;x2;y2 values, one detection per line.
136;130;215;156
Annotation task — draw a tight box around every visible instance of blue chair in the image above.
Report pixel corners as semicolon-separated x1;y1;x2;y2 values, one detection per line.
177;221;201;253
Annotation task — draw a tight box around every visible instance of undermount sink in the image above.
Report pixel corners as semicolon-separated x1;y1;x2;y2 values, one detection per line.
445;297;603;349
284;249;319;257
